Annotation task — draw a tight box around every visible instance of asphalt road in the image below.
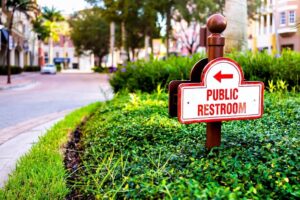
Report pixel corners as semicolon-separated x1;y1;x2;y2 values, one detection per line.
0;73;113;129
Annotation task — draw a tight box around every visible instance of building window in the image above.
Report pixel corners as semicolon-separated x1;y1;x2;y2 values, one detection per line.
281;44;294;52
289;11;296;24
280;12;286;25
270;14;273;32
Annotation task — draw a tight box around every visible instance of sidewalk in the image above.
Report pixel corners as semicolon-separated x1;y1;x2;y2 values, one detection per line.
61;69;93;74
0;110;71;188
0;73;37;91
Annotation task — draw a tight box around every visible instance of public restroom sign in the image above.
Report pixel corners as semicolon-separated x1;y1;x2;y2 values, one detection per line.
178;58;264;124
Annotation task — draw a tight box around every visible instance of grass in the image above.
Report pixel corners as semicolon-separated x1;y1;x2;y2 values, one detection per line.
69;91;300;199
0;103;99;200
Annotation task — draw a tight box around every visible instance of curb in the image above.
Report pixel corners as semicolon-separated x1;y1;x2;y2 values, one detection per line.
0;110;73;188
0;80;37;91
0;117;65;188
60;70;94;74
0;110;72;145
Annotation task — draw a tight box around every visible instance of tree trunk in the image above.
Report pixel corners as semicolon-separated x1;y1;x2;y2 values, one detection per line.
150;36;154;55
121;21;127;64
49;36;53;64
30;37;36;66
38;39;44;67
223;0;248;52
144;34;150;61
7;33;11;84
131;48;135;61
127;48;130;62
7;9;15;84
166;8;171;57
98;54;103;68
110;22;115;67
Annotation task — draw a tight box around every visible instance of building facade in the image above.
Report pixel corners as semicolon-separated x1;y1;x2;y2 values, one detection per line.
42;20;94;72
0;0;39;68
248;0;300;53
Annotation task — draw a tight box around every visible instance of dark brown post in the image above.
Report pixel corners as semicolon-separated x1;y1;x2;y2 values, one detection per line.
205;14;227;149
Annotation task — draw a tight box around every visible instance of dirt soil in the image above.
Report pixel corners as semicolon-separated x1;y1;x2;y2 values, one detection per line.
64;120;89;200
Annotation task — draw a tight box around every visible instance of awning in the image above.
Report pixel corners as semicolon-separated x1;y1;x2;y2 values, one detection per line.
1;29;9;42
54;57;71;63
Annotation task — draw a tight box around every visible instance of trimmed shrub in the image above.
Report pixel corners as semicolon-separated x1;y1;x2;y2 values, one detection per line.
92;66;105;73
55;64;62;72
0;66;23;75
227;50;300;90
110;54;205;93
23;65;40;72
109;51;300;93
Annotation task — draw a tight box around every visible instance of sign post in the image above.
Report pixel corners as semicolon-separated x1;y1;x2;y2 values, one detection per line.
168;14;264;150
205;14;226;149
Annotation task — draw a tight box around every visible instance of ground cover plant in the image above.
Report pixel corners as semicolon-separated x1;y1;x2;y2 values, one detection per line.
0;103;99;199
68;91;300;199
110;50;300;93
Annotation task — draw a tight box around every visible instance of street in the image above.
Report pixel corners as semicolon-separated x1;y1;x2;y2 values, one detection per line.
0;73;113;129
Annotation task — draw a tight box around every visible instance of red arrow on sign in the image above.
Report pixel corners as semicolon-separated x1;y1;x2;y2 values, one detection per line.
213;71;233;83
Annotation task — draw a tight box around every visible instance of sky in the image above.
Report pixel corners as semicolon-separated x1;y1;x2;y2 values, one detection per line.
38;0;91;14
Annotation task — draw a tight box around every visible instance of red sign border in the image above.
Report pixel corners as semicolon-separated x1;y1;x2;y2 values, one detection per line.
178;57;264;124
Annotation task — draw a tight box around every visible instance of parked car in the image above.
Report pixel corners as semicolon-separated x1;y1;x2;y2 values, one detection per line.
41;64;57;74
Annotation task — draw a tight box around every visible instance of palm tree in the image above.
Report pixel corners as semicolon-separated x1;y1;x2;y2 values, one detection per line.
41;7;64;65
5;0;38;84
32;16;50;67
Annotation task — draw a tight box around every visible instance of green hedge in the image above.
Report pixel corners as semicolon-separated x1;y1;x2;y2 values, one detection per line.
56;64;62;72
0;66;22;75
110;51;300;93
228;50;300;91
110;54;205;93
23;65;40;72
92;66;105;73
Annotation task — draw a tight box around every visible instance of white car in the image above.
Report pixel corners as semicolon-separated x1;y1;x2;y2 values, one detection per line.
41;64;57;74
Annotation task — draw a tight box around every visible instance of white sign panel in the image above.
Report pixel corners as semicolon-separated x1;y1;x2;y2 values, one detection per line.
178;58;264;124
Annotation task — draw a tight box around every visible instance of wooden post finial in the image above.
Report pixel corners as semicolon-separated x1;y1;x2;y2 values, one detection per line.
207;14;227;34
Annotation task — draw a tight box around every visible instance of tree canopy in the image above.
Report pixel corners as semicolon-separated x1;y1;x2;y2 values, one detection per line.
82;0;262;57
69;7;110;66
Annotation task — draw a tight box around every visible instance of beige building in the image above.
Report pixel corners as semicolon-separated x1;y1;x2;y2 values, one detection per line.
0;0;39;67
248;0;300;53
42;20;95;72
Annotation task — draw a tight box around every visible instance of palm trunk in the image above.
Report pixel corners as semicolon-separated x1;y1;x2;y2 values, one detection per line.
121;21;127;64
49;36;53;64
7;9;15;84
7;34;11;84
166;8;171;57
129;48;133;61
38;39;44;67
144;34;150;61
30;37;36;66
110;22;115;67
224;0;248;52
